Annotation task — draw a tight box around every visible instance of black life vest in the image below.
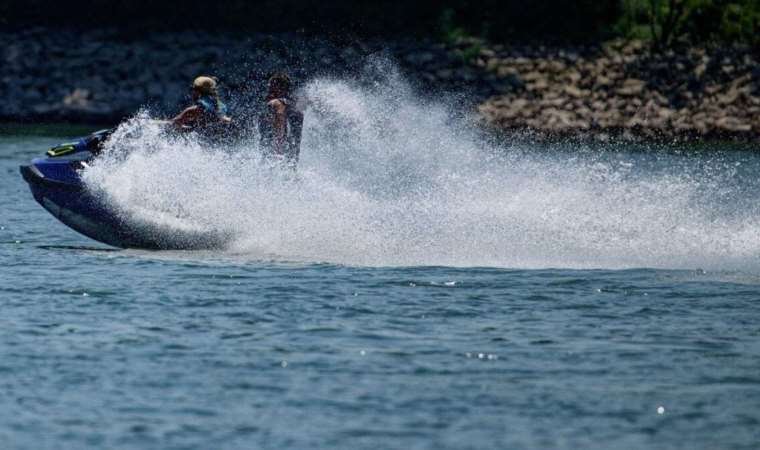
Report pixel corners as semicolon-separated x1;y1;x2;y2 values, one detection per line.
258;97;304;163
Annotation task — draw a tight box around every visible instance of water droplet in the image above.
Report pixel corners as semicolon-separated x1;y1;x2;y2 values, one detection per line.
657;406;665;414
280;360;288;368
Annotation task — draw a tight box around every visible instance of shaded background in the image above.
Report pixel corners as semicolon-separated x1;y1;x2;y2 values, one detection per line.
0;1;621;40
2;0;758;45
2;1;758;137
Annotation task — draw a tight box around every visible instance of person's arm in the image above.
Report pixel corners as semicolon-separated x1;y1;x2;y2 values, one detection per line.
268;99;287;155
170;105;201;127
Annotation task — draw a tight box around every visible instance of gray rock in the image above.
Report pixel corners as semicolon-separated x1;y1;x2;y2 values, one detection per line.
404;51;436;66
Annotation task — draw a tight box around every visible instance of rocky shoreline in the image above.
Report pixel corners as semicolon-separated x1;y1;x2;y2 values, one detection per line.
2;28;759;142
474;39;760;142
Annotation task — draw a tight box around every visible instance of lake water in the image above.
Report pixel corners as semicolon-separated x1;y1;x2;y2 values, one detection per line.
0;127;760;449
4;52;760;449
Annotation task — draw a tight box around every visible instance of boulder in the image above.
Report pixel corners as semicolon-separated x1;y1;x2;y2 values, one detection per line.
715;116;752;132
594;75;613;88
527;79;549;92
563;85;584;98
565;70;582;84
617;78;646;96
496;65;518;78
522;71;544;82
436;69;454;81
548;60;566;73
404;51;435;66
694;62;707;79
62;88;92;108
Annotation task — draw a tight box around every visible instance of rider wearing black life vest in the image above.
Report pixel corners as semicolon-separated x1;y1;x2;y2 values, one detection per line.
258;72;304;166
170;76;231;138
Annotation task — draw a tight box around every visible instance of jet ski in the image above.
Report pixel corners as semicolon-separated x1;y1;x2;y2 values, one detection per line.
19;129;229;249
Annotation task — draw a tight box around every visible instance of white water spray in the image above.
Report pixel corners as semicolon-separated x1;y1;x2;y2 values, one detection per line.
82;60;760;269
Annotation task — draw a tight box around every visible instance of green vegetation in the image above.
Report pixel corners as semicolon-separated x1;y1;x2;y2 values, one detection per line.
615;0;760;47
439;9;485;64
438;0;760;47
439;8;471;44
2;0;757;47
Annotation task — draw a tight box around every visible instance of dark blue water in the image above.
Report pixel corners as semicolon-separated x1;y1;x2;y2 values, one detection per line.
2;134;760;450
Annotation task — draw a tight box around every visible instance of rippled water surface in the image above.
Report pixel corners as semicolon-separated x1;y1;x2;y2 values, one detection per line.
3;126;760;450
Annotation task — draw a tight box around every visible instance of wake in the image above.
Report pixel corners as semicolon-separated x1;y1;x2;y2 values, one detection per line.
82;59;760;270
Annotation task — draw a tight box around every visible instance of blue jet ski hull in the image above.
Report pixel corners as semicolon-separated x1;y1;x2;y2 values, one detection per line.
19;131;228;250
